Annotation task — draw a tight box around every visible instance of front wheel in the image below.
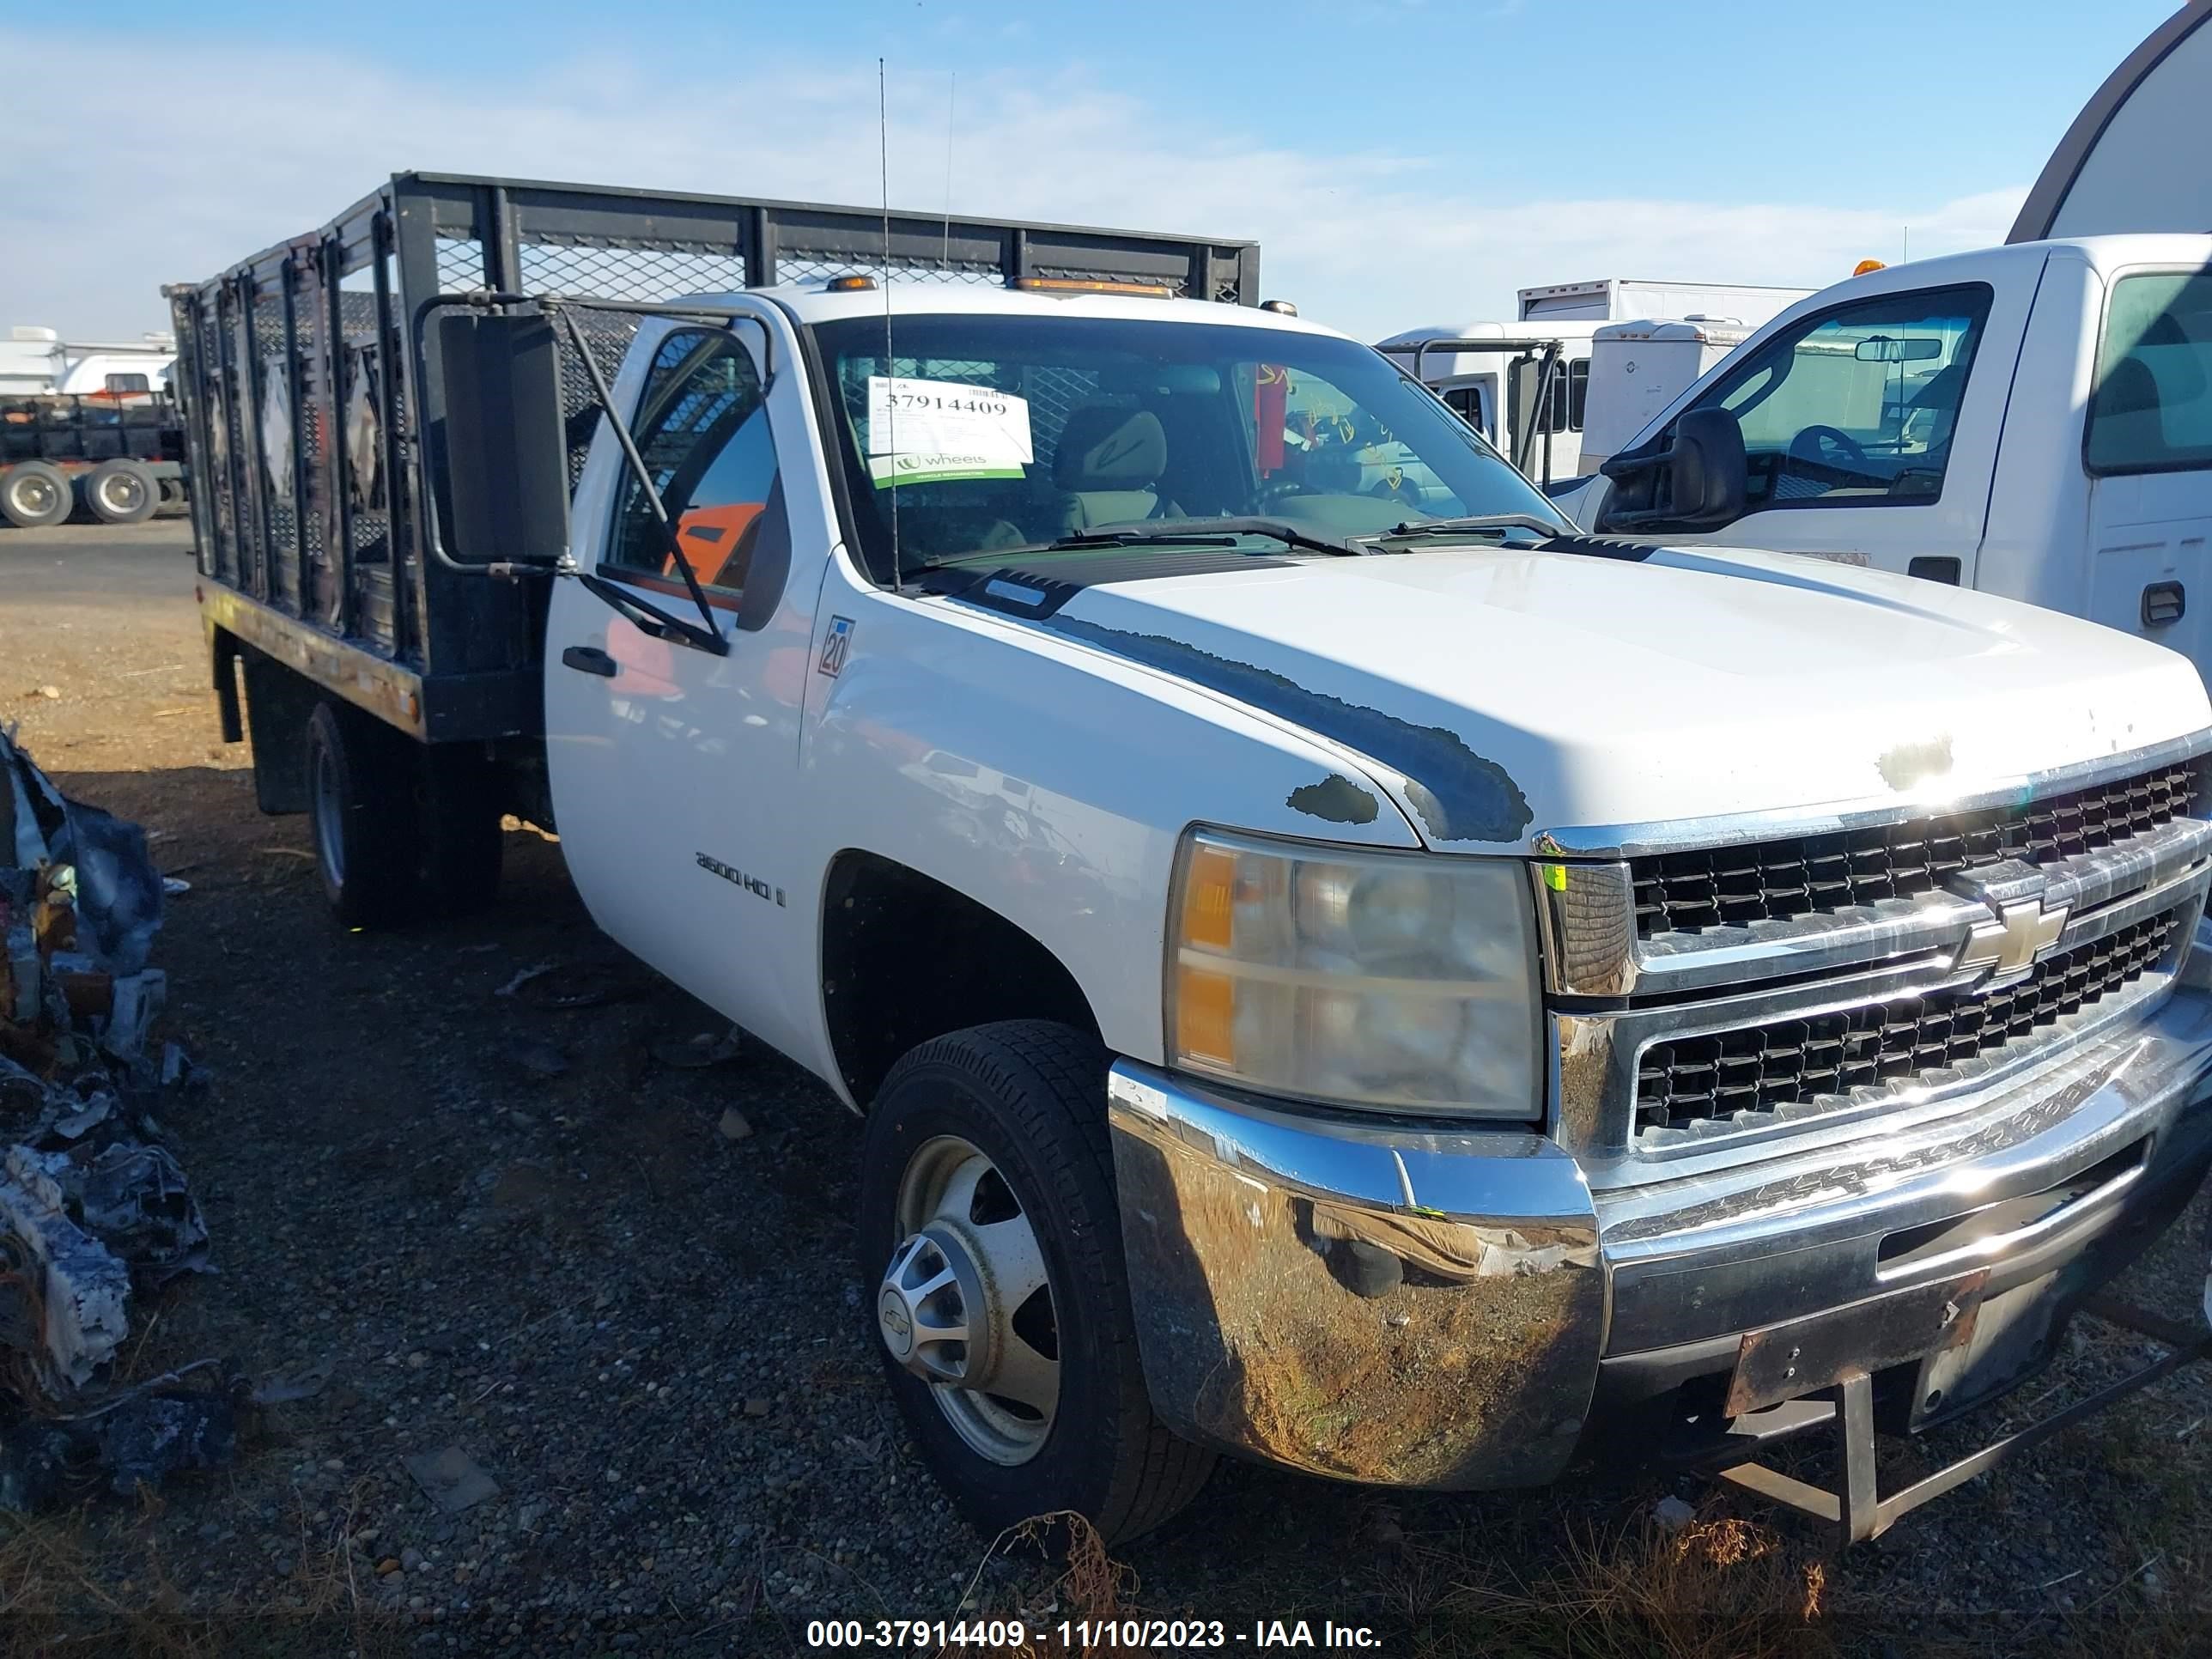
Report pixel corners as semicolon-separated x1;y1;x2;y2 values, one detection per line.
860;1021;1214;1544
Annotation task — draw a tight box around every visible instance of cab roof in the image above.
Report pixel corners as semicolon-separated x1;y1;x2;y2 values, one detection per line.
741;278;1346;338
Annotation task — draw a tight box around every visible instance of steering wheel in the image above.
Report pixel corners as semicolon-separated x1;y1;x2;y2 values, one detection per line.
1789;424;1869;471
1251;478;1310;513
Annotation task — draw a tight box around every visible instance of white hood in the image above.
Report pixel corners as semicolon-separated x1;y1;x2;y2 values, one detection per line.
1030;544;2209;850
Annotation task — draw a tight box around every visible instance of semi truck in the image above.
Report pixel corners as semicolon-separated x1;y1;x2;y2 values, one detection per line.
169;171;2212;1546
1;325;190;526
1;391;188;527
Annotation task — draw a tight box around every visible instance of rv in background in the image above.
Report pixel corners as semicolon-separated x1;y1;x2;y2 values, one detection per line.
1378;277;1809;483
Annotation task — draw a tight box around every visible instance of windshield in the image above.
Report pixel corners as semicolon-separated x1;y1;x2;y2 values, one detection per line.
811;313;1565;579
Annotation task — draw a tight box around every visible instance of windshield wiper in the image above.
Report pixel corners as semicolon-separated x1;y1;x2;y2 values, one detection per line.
1054;517;1361;557
1379;513;1569;543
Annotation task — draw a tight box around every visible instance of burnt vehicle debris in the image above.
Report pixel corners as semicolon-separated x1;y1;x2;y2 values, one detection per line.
0;728;232;1511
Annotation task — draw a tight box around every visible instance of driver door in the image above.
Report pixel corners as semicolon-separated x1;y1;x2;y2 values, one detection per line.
544;313;830;1061
1598;280;2017;578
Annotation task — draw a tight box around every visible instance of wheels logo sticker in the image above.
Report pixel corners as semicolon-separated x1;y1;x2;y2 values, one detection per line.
818;616;855;678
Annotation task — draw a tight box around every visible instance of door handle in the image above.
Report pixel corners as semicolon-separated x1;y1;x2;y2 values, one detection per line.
561;645;617;677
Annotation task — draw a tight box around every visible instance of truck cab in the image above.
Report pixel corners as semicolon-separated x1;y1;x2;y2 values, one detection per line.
1554;238;2212;680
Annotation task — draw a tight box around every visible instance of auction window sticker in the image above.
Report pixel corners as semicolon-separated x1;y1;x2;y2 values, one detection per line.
866;374;1032;488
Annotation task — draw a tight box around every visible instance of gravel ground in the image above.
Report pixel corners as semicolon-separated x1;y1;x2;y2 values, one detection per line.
2;520;2208;1657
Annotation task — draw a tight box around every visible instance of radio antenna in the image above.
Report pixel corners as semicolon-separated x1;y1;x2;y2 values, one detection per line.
879;57;902;594
941;71;956;270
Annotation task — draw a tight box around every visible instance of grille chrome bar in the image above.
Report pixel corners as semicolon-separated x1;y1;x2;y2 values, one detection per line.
1535;796;2212;1000
1547;833;2212;1177
1631;760;2200;938
1634;907;2185;1141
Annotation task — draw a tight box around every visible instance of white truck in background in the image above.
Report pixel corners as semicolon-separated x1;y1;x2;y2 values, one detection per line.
1378;278;1808;485
1552;0;2212;684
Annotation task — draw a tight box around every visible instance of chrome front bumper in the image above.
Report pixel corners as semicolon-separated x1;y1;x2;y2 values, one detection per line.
1106;981;2212;1491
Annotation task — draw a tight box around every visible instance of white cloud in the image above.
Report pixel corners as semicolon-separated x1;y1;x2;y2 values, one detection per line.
0;27;2025;345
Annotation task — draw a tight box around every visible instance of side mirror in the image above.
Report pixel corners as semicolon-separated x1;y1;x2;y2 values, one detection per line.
1664;406;1748;524
432;313;570;566
1595;405;1747;532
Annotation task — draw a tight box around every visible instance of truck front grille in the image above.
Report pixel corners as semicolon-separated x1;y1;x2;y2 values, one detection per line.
1630;761;2200;939
1632;906;2188;1139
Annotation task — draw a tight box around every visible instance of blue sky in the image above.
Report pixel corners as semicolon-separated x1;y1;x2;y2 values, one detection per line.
0;0;2180;342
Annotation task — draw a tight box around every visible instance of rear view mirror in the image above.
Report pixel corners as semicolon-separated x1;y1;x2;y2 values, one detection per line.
433;313;570;567
1854;335;1943;363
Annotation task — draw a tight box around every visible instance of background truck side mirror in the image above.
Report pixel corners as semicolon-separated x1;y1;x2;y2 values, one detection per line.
1595;406;1748;532
432;313;571;567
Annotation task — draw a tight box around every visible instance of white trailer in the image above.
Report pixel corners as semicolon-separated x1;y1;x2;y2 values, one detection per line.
1516;277;1810;326
1577;317;1753;475
1381;278;1810;486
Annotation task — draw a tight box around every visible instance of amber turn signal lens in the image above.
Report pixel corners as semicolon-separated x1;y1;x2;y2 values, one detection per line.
1175;963;1237;1066
1181;841;1237;951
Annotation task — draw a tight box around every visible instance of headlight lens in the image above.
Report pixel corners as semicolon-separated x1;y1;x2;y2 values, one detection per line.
1167;828;1541;1117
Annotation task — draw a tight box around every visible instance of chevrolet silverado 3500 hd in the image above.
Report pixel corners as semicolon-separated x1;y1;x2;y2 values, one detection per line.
170;174;2212;1543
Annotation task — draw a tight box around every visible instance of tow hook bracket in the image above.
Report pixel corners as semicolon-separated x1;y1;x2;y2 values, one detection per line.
1715;1297;2210;1548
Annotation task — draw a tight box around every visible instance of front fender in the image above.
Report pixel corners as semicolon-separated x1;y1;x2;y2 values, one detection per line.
799;580;1421;1063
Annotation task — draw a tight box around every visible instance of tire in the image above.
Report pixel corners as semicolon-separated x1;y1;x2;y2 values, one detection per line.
84;459;157;525
1;462;71;529
860;1021;1215;1545
305;701;421;930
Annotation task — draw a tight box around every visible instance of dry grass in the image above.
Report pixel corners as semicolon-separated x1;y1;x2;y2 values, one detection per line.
929;1425;2208;1659
1406;1510;1834;1659
931;1511;1136;1658
0;1494;407;1659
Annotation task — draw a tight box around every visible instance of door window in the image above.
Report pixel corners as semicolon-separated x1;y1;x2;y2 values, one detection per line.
1695;284;1991;510
610;329;787;593
1443;385;1486;432
2085;270;2212;476
1536;358;1587;434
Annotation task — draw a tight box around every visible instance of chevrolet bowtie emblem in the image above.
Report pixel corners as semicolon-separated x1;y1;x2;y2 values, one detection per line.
1958;896;2069;982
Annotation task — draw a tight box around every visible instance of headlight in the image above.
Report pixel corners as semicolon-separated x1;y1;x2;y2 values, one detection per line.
1166;828;1541;1117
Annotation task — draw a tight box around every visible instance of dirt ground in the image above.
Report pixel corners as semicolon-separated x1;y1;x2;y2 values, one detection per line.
2;520;2209;1658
